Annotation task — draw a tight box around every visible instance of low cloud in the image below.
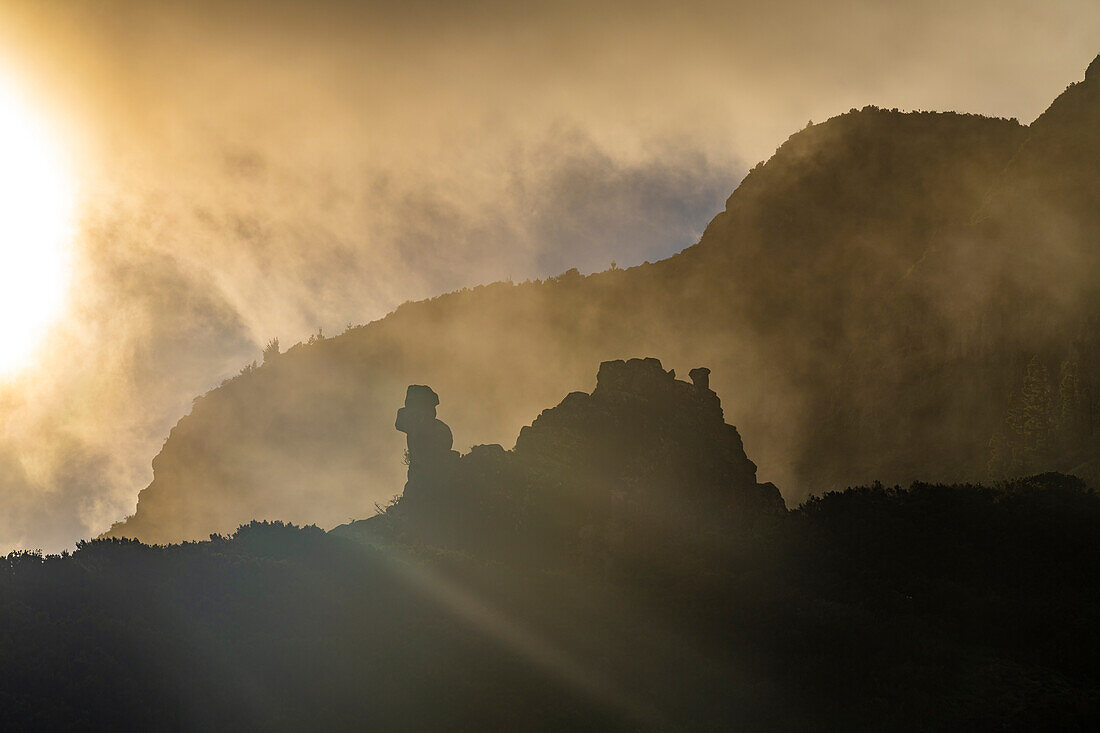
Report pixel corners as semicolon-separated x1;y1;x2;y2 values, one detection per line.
0;0;1096;550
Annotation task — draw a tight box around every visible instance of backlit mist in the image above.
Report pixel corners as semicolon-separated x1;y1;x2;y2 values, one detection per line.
0;0;1096;552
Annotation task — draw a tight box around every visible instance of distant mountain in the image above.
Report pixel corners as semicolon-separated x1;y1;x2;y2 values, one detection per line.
107;56;1100;544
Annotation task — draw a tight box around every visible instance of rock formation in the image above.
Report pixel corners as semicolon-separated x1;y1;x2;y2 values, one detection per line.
689;367;711;391
394;385;457;508
371;358;785;568
513;358;785;521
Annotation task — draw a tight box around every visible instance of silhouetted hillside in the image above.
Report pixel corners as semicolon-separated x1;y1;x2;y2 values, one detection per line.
5;366;1098;730
107;56;1100;544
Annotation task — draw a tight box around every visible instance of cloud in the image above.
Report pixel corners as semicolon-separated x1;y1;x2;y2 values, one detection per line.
0;0;1096;550
0;115;737;551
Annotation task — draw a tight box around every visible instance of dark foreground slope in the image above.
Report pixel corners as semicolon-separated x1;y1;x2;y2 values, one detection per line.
5;364;1098;730
108;56;1100;543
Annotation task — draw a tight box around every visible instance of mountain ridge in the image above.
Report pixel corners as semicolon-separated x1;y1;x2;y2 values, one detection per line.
106;55;1100;544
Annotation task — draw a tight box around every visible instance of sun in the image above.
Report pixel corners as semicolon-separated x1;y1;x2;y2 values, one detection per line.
0;76;74;374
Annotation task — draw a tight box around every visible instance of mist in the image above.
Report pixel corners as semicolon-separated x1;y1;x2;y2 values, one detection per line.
0;0;1096;551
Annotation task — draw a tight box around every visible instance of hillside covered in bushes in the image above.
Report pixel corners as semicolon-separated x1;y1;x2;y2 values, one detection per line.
7;362;1099;729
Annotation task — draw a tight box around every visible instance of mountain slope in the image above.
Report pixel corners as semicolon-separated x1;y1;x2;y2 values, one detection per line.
108;56;1100;543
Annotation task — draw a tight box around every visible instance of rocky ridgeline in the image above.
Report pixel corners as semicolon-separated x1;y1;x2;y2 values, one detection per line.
514;358;783;515
356;358;785;567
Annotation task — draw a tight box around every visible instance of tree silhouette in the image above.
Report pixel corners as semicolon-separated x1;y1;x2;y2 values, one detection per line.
263;337;280;363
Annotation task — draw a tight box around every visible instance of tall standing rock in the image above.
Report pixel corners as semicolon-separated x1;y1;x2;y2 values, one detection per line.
395;385;457;508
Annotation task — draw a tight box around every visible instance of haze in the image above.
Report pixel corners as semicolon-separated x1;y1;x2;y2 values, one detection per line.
0;0;1096;552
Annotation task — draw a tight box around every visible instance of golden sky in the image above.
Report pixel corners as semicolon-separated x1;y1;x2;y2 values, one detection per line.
0;0;1096;551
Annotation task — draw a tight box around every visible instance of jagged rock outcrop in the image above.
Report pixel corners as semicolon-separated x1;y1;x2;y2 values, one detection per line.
688;367;710;390
513;357;785;518
350;358;785;568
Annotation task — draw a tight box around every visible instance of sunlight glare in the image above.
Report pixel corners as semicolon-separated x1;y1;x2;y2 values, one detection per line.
0;75;74;374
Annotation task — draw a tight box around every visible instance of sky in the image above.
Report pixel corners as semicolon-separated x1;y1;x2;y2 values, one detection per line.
0;0;1096;552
